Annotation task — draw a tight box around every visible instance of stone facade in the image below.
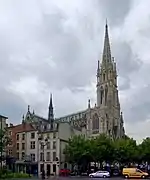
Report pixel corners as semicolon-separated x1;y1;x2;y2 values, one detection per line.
22;23;125;140
18;97;84;176
7;22;125;176
55;23;125;139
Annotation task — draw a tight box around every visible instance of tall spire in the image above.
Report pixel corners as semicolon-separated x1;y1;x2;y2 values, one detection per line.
102;20;111;65
48;93;54;129
49;93;53;108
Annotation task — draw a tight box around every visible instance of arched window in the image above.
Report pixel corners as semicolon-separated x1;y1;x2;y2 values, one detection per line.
92;113;99;134
100;86;104;104
105;85;108;105
103;73;105;81
109;70;111;79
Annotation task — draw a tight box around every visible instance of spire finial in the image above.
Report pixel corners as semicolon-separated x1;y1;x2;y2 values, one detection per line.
50;93;53;108
88;99;91;109
102;19;111;65
48;93;54;129
22;114;25;123
98;60;100;70
28;105;30;112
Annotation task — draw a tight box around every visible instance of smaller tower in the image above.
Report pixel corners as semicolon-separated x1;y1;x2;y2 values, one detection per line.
22;114;25;124
96;60;101;107
28;105;30;112
88;99;91;109
48;93;54;129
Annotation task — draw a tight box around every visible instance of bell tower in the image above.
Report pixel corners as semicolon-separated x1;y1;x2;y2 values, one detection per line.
96;22;118;108
96;21;122;138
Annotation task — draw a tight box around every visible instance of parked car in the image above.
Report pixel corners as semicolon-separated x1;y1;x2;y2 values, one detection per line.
122;168;149;179
89;170;110;178
111;168;120;176
59;169;71;176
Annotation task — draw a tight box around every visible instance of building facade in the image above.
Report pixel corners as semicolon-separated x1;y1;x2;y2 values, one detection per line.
23;23;125;140
7;122;38;173
6;22;125;175
37;122;82;176
55;23;125;139
6;95;84;175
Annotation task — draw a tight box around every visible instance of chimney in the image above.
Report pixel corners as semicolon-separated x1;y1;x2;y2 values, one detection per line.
9;123;13;127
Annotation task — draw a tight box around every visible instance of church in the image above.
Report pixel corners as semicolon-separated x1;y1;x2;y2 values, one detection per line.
23;23;125;139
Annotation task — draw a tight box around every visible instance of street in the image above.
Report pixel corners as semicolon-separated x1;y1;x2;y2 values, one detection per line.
12;177;150;180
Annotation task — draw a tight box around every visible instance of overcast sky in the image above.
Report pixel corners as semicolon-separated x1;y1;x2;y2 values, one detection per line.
0;0;150;142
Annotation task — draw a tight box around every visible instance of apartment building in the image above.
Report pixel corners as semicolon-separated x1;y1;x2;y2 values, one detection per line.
6;122;38;173
38;121;83;176
7;122;34;157
15;124;38;173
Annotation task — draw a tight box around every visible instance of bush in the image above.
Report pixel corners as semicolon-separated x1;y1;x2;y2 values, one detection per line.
0;170;31;179
13;172;30;178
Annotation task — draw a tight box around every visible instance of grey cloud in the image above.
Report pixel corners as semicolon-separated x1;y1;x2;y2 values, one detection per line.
113;41;142;90
0;88;26;123
0;0;149;142
124;84;150;123
114;42;142;75
97;0;132;26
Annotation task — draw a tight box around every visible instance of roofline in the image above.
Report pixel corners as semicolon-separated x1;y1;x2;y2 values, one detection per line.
7;123;22;129
0;115;8;119
55;109;87;120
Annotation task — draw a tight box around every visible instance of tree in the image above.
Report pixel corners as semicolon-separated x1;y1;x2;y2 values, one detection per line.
94;134;115;164
139;137;150;163
64;135;91;165
114;137;137;165
0;129;10;156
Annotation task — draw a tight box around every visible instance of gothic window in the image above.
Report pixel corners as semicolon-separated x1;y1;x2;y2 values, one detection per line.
103;73;105;81
92;113;99;134
105;85;108;105
100;86;104;104
106;120;109;129
106;113;108;119
109;70;111;79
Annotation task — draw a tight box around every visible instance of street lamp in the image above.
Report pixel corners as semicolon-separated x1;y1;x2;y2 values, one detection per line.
38;137;49;173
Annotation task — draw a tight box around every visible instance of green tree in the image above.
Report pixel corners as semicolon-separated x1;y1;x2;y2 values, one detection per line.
64;135;92;165
0;129;10;155
95;134;115;164
139;137;150;163
114;137;137;165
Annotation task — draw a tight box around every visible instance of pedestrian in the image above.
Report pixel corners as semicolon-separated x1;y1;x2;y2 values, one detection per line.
41;169;45;179
47;170;50;179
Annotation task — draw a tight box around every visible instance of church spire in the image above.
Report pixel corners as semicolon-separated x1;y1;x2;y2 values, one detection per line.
49;93;53;109
48;93;54;129
102;20;111;66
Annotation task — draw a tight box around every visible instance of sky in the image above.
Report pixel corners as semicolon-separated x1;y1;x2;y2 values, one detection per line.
0;0;150;142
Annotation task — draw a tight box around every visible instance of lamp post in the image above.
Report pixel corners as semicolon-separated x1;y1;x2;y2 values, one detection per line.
38;137;48;173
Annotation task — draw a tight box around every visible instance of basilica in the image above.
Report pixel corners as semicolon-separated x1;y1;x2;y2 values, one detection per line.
55;23;125;138
24;23;125;139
